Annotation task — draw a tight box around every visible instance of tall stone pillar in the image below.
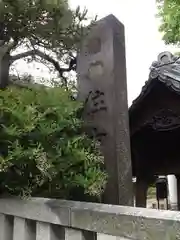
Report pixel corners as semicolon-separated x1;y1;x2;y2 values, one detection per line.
77;15;133;206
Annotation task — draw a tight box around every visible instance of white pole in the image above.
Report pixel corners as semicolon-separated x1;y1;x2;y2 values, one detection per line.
167;175;178;210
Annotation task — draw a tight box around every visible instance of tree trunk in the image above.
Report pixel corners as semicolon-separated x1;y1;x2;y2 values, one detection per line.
0;53;10;88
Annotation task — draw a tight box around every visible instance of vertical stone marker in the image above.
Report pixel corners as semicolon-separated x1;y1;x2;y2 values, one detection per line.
77;15;133;206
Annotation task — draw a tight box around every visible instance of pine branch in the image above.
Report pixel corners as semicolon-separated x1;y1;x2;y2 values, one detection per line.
11;49;76;78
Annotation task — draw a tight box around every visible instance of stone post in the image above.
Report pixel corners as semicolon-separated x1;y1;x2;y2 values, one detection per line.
77;15;133;206
167;175;178;210
135;177;148;208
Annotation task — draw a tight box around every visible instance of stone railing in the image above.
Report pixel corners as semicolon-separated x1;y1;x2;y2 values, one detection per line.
0;198;180;239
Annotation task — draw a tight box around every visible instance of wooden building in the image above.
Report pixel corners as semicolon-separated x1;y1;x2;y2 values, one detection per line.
129;51;180;209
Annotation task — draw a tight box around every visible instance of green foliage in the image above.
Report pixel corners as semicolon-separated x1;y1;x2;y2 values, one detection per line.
0;0;93;86
0;86;107;199
0;0;87;50
157;0;180;45
147;187;156;199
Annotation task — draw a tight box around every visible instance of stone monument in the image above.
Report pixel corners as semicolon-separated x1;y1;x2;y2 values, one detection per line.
77;15;133;206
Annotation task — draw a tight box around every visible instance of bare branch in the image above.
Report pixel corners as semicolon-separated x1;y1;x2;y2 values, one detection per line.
10;49;76;78
0;40;5;47
0;38;19;59
0;44;10;59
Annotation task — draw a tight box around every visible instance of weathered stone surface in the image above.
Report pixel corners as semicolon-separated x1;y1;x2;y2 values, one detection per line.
70;201;180;240
77;14;133;205
64;228;97;240
98;235;130;240
0;197;70;226
36;222;63;240
0;198;180;239
13;217;35;240
0;213;13;240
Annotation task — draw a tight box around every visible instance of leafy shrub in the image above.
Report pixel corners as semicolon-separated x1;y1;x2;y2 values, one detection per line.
0;85;107;200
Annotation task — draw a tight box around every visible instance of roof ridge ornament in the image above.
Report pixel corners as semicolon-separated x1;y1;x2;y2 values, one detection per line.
149;52;180;86
130;52;180;112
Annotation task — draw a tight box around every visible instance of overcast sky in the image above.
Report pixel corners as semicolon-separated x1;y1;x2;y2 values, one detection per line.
70;0;177;104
